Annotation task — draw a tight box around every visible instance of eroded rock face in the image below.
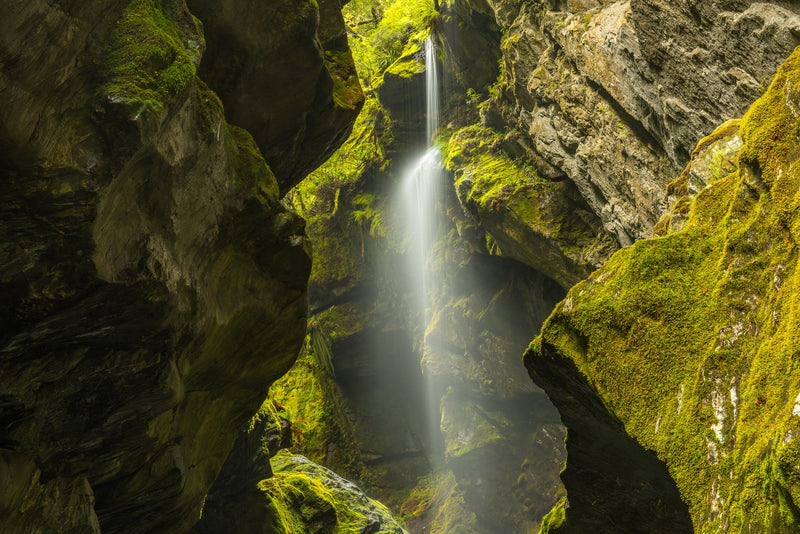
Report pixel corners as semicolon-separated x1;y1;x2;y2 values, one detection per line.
445;0;800;246
426;250;567;533
187;0;364;194
266;451;411;534
0;0;359;531
527;48;800;532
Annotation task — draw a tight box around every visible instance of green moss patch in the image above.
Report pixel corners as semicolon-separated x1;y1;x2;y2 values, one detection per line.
443;124;616;287
538;497;567;534
344;0;436;82
262;450;408;534
399;471;480;534
101;0;202;116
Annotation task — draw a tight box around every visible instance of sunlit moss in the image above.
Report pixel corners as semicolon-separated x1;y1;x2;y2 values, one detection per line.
538;497;567;534
269;327;362;477
344;0;437;80
261;450;407;533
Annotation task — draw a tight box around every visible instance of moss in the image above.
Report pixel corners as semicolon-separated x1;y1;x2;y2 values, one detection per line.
285;90;403;287
225;124;281;206
261;451;407;534
657;120;743;235
344;0;436;79
538;497;567;534
440;388;509;459
528;48;800;532
399;471;480;534
324;48;365;110
383;41;426;80
444;125;546;216
269;326;362;477
443;124;616;287
101;0;202;116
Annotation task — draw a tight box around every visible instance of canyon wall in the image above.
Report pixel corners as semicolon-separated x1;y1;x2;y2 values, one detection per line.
0;0;361;531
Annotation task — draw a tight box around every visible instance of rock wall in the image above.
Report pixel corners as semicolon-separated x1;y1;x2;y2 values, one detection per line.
442;0;800;251
433;1;800;532
527;48;800;532
0;0;362;532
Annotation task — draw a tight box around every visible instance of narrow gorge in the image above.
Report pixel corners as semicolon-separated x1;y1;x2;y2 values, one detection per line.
2;1;800;533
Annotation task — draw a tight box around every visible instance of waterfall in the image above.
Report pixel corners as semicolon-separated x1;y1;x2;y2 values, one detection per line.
398;35;444;459
425;37;439;146
401;35;441;326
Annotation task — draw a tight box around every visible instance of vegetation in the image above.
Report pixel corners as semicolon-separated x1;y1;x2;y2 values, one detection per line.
269;325;363;478
399;471;480;534
344;0;437;82
101;0;202;116
261;450;407;533
538;497;567;534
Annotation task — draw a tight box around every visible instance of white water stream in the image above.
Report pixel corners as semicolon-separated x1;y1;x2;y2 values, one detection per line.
398;36;445;455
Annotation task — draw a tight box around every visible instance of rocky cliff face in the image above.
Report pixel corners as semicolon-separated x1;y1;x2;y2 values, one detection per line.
271;17;571;531
260;0;800;532
528;46;800;533
431;1;800;532
0;0;361;532
441;0;800;258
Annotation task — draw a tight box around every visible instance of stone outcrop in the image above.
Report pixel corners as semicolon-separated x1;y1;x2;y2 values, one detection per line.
186;0;364;194
265;451;411;534
442;0;800;249
0;0;362;531
426;243;567;533
527;47;800;532
280;85;570;530
444;125;617;289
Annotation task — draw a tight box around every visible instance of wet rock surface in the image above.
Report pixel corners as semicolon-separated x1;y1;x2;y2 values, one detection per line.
527;48;800;532
0;0;359;531
187;0;364;194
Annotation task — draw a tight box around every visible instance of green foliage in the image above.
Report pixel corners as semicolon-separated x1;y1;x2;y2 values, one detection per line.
529;48;800;532
383;41;426;80
352;192;389;239
285;89;406;287
101;0;201;116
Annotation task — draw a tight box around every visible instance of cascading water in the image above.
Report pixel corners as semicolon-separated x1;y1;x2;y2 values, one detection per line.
394;34;567;532
399;35;445;455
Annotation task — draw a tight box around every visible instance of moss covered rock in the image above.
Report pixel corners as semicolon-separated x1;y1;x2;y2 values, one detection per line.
442;0;800;247
0;0;360;532
444;124;617;289
527;46;800;533
263;451;410;534
186;0;364;194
